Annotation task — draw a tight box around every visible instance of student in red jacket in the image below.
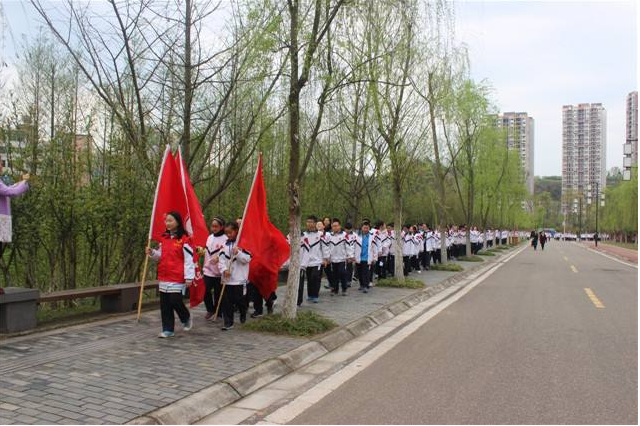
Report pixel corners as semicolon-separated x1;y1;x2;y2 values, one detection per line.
146;211;195;338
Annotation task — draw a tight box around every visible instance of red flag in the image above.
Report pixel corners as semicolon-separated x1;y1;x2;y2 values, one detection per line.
175;149;209;248
149;146;188;242
238;155;289;299
189;252;206;307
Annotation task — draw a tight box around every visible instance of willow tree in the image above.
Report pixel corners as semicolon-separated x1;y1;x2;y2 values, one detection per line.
366;0;426;281
282;0;346;319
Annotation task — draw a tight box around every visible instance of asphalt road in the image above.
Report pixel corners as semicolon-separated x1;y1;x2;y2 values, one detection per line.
291;242;638;424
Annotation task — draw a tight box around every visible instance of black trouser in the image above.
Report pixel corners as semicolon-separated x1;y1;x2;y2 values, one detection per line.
458;244;466;257
330;261;349;293
541;241;546;250
253;291;277;314
203;275;222;315
502;238;507;245
487;240;493;247
324;264;333;288
221;284;247;327
346;262;354;285
411;255;420;271
375;256;386;279
403;255;411;275
420;251;430;269
356;261;371;289
160;291;190;333
387;255;395;277
298;265;322;305
432;249;441;264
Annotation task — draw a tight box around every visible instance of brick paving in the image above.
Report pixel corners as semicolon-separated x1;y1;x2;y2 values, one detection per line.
583;242;638;263
0;261;470;425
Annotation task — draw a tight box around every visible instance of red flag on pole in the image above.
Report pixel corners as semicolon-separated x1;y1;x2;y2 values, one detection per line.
237;155;290;299
175;149;209;248
149;146;188;242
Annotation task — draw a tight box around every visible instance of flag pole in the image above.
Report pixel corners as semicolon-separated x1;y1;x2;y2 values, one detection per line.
137;145;171;322
213;154;262;321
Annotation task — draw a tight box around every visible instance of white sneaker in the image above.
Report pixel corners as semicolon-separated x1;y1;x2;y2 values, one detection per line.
183;318;193;331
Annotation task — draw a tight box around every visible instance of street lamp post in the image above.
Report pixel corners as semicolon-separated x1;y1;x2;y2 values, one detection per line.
587;182;605;247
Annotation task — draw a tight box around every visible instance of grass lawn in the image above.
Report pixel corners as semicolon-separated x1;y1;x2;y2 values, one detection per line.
241;311;337;336
457;255;484;262
477;251;495;256
377;278;425;289
431;263;464;272
601;241;638;251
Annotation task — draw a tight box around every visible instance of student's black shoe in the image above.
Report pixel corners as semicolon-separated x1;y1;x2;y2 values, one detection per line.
240;312;247;324
267;301;275;314
251;312;263;319
222;324;234;330
362;288;368;293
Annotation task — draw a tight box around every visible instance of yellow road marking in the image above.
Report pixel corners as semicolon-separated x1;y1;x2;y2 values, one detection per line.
563;256;568;261
570;265;578;273
584;288;605;309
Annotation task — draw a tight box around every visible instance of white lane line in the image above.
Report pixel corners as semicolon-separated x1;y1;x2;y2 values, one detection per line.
263;245;527;425
579;244;638;270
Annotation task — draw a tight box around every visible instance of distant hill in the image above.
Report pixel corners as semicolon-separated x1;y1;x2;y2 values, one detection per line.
535;176;561;200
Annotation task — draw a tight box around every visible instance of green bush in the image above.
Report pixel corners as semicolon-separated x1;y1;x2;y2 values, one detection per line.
430;263;463;272
376;278;425;289
457;255;484;262
241;311;337;336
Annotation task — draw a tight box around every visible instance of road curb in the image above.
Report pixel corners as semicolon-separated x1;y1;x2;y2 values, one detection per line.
127;248;519;425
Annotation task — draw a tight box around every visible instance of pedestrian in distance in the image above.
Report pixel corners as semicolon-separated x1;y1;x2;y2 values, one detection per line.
530;230;538;250
145;211;194;338
540;231;547;251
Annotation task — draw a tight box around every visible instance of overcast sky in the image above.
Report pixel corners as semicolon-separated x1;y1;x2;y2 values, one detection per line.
455;0;638;176
1;0;637;177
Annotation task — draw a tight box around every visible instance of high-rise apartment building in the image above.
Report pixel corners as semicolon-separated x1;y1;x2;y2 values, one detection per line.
494;112;535;195
561;103;606;213
623;91;638;180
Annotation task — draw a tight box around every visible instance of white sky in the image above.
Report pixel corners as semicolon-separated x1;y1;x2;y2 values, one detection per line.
455;0;638;176
1;0;638;177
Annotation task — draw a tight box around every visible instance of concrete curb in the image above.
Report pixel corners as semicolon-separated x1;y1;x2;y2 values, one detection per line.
127;249;517;425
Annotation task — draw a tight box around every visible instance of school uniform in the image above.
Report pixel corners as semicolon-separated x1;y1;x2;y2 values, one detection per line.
299;230;325;304
149;233;195;334
376;229;390;279
432;231;442;264
424;230;433;269
344;231;356;286
203;231;227;317
353;232;378;292
446;230;454;260
324;230;354;294
412;231;423;272
218;239;251;328
401;231;413;275
470;229;480;254
501;230;508;245
386;230;396;277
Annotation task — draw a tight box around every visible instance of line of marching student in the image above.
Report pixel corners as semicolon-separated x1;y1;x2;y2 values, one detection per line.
293;216;526;305
145;211;525;338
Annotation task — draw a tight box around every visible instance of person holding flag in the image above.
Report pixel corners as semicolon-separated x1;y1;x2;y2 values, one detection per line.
145;211;194;338
203;217;227;320
218;222;251;330
136;145;210;324
213;154;289;327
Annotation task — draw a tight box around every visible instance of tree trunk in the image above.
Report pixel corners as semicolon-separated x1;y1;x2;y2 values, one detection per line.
392;177;404;281
282;1;301;320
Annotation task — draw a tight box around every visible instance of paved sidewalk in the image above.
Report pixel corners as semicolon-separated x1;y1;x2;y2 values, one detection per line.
0;260;480;425
583;242;638;264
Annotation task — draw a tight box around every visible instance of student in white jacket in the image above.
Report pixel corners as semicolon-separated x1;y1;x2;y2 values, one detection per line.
218;222;251;331
324;219;354;295
353;222;378;293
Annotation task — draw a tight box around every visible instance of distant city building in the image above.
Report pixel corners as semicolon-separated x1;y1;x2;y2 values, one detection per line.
494;112;535;195
561;103;607;214
623;91;638;180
